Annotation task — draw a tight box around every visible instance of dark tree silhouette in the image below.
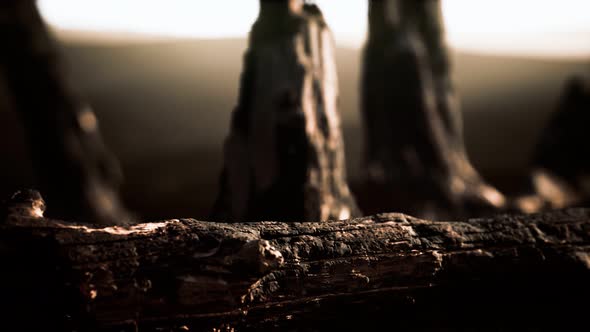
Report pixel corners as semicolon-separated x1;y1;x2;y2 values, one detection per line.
0;0;130;224
2;190;589;331
515;77;590;212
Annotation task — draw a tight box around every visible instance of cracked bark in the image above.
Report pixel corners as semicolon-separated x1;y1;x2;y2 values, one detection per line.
0;0;129;225
1;191;588;331
211;0;359;222
361;0;505;219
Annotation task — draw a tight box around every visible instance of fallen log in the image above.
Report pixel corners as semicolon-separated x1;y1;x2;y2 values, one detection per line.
1;191;589;331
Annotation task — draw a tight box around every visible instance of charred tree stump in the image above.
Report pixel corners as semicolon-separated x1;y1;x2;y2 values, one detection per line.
1;190;589;331
212;0;359;222
515;77;590;212
361;0;505;219
0;0;129;224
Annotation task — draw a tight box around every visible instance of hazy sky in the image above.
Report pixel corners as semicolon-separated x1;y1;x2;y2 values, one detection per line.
38;0;590;58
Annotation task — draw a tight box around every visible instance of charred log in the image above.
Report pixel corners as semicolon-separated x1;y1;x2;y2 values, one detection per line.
512;77;590;213
1;191;589;331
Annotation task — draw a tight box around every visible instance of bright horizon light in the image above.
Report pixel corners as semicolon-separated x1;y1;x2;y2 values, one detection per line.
38;0;590;58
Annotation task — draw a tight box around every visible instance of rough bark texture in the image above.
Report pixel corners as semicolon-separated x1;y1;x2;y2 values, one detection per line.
1;191;589;331
212;1;359;222
0;0;129;225
514;77;590;212
361;0;505;220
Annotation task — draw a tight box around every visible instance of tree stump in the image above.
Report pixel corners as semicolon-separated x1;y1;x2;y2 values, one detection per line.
0;0;130;225
212;0;359;222
515;77;590;212
361;0;505;219
1;190;589;331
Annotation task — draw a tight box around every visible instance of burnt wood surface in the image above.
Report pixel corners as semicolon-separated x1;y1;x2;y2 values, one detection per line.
1;191;588;331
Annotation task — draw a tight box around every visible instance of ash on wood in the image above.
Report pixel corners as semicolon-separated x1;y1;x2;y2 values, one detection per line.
361;0;505;219
212;0;359;222
1;191;588;331
0;0;129;225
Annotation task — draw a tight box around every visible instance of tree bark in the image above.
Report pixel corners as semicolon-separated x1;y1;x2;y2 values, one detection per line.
0;0;129;225
211;0;359;222
1;191;589;331
361;0;505;220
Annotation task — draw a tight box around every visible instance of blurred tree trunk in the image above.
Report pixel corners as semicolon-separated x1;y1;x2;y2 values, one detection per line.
0;0;129;225
515;77;590;212
361;0;505;219
212;0;359;222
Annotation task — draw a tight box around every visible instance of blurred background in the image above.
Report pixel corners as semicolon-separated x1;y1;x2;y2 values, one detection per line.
1;0;589;220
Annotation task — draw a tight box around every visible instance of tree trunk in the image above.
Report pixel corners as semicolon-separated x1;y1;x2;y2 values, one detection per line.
0;0;129;225
514;77;590;212
211;0;359;222
2;191;589;331
361;0;505;220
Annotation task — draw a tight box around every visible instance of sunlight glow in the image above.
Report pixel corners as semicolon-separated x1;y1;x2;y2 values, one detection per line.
38;0;590;58
442;0;590;58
